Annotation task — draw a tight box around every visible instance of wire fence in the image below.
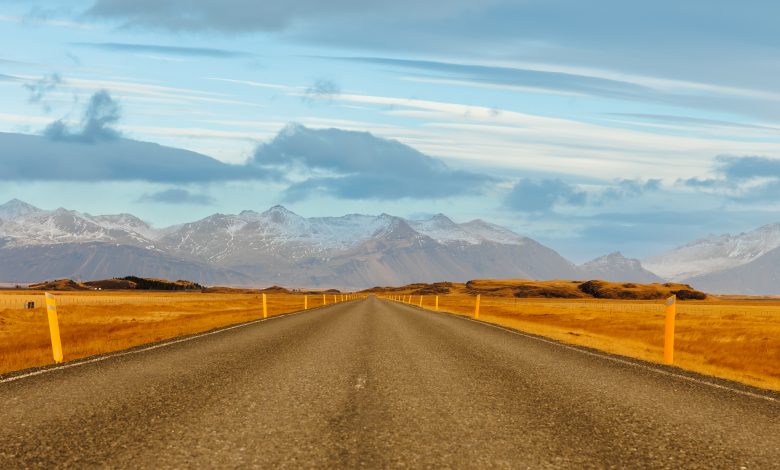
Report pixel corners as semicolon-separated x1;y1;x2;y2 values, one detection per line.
394;294;780;318
0;292;355;310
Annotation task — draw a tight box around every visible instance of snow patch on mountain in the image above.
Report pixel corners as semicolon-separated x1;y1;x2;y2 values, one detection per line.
643;223;780;280
0;199;42;220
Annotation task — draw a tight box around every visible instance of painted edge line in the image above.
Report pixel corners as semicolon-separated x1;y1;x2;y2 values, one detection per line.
389;299;779;404
0;299;357;385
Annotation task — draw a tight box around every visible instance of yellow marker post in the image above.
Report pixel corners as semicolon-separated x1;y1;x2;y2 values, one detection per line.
304;295;308;310
664;295;676;365
323;294;327;305
44;293;63;363
435;295;439;311
474;294;481;319
262;293;268;319
418;296;423;307
333;294;337;304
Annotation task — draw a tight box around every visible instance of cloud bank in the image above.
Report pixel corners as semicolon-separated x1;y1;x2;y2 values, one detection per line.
252;123;495;200
503;179;586;213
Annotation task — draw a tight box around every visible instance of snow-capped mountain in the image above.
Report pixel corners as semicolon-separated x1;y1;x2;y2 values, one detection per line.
0;199;42;220
683;246;780;295
407;214;527;245
643;223;780;281
0;206;159;248
0;199;582;287
580;252;664;283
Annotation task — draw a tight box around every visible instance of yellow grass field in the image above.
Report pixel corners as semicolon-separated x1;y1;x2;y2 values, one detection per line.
0;291;343;375
3;287;779;392
382;292;780;391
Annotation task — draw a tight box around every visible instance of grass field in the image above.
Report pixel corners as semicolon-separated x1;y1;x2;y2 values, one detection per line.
0;291;345;375
2;288;778;392
382;292;780;391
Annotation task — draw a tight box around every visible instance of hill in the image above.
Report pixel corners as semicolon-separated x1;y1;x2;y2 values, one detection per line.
29;276;204;291
365;278;706;300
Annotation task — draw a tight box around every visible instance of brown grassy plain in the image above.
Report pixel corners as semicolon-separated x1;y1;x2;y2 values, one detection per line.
3;283;778;392
381;288;780;391
0;291;336;375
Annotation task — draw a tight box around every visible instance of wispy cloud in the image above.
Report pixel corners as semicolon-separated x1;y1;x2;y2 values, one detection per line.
73;42;253;59
138;188;215;205
302;78;340;105
325;56;780;120
84;0;486;33
24;73;62;112
331;56;654;102
0;73;23;82
44;90;121;143
0;14;96;30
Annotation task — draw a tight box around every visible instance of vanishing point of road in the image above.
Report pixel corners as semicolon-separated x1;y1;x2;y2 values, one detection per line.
1;296;778;468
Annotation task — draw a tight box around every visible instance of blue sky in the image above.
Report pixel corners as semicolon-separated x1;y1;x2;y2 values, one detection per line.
1;0;780;262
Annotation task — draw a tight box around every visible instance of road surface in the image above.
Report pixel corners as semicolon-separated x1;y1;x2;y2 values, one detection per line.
1;296;778;468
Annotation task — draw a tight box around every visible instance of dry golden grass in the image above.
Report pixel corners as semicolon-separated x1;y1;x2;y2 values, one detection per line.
383;293;780;391
0;291;339;375
5;285;778;392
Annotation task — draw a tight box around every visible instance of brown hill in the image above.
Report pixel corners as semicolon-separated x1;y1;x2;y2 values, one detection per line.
364;278;707;300
28;279;91;291
30;276;204;291
83;278;138;290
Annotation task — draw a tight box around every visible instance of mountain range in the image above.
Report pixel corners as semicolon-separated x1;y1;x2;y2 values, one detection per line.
0;199;654;289
643;223;780;295
2;198;779;293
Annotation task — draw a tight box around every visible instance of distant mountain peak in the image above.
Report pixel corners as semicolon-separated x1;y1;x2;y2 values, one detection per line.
580;251;663;283
583;252;635;267
263;204;298;216
0;199;41;220
430;213;452;221
260;205;304;226
644;222;780;281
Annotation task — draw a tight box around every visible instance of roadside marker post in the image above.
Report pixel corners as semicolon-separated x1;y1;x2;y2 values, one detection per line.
419;296;423;307
474;294;481;320
262;293;268;319
333;295;337;304
435;295;439;311
323;294;327;305
304;295;308;310
44;293;63;363
664;295;676;365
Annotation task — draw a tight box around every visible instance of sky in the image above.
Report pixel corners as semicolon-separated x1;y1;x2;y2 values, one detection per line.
1;0;780;262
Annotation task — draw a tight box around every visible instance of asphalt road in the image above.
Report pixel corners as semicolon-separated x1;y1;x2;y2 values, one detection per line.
1;297;778;469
